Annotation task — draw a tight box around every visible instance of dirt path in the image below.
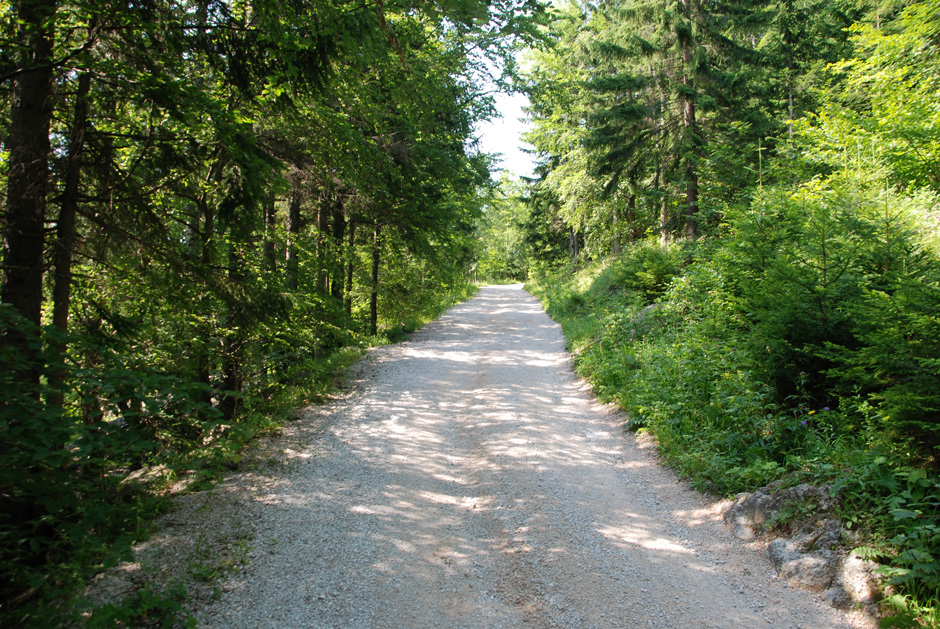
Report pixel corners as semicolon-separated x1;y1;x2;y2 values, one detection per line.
122;285;874;628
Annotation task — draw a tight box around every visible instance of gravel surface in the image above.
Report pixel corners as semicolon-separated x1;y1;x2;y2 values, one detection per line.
95;284;876;628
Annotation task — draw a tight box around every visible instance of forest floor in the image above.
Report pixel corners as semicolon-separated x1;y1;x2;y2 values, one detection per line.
84;285;876;627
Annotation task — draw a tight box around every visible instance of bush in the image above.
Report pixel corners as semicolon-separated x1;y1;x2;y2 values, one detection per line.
527;183;940;619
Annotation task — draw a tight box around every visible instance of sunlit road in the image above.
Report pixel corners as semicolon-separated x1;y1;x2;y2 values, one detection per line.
197;284;867;628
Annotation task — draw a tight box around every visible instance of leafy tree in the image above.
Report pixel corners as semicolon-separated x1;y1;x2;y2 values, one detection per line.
475;175;530;281
807;0;940;192
1;0;55;382
0;0;549;620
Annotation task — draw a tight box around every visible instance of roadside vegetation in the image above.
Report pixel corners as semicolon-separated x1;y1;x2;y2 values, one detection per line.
1;281;474;628
0;0;540;625
528;229;940;623
4;0;940;625
508;0;940;625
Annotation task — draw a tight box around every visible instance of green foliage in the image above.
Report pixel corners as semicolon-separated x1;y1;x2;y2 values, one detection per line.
0;309;171;625
809;0;940;193
83;583;195;629
826;273;940;453
608;244;685;301
0;272;470;626
529;178;940;618
475;176;531;282
519;0;940;624
2;0;543;619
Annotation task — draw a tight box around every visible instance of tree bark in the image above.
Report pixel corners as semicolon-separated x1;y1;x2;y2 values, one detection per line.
787;56;795;142
784;0;796;142
684;153;699;240
626;194;639;241
612;206;621;256
316;194;331;294
1;0;56;386
220;243;245;420
330;201;346;301
194;197;214;409
657;160;669;247
263;194;277;273
680;0;699;241
345;220;356;317
192;156;224;410
286;170;303;290
49;72;93;408
97;94;116;220
370;224;381;336
657;79;670;247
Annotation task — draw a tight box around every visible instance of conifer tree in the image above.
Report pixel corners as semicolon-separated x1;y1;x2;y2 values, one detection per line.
580;0;770;241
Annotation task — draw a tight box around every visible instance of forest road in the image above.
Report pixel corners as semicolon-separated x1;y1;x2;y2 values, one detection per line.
196;284;871;628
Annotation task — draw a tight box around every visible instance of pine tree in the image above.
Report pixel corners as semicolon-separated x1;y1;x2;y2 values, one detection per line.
581;0;771;241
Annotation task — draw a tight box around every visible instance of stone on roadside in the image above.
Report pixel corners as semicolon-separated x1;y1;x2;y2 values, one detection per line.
722;483;835;541
768;538;836;591
722;482;884;613
825;554;883;610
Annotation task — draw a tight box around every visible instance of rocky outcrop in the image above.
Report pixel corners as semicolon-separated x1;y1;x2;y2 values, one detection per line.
767;519;841;591
723;483;836;541
828;555;883;609
722;483;882;611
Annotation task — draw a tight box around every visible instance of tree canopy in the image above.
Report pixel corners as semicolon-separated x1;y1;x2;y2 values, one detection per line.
0;0;546;621
6;0;940;624
513;1;940;624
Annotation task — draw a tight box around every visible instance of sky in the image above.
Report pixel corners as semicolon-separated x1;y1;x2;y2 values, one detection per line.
474;90;537;179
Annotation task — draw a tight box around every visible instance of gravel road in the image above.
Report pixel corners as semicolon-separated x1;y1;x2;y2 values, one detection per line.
191;284;872;628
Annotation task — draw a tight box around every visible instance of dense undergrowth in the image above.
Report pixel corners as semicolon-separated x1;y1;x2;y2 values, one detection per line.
527;176;940;625
0;282;475;628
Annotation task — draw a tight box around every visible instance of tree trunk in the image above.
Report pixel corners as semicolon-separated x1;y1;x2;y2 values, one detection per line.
330;201;346;301
286;171;303;290
681;0;699;241
657;80;670;247
220;243;244;420
49;72;93;408
191;157;224;410
657;161;669;247
660;196;669;246
316;194;331;294
97;94;116;224
370;224;381;336
345;220;356;317
76;89;113;425
80;319;105;424
787;55;795;142
263;194;277;273
684;155;699;240
612;206;621;256
194;198;215;411
626;194;639;241
1;0;56;386
196;152;226;265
